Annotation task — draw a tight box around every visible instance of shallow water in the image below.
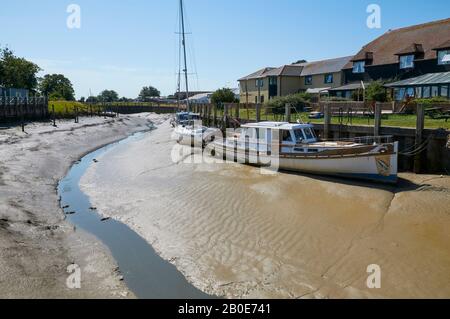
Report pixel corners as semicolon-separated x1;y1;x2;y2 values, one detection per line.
57;131;214;298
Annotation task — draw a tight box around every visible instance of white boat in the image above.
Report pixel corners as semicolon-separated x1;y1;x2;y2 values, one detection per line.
209;122;398;184
174;124;220;147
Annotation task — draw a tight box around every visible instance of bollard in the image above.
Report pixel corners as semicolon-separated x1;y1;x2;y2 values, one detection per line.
374;102;382;137
414;104;425;173
52;104;56;127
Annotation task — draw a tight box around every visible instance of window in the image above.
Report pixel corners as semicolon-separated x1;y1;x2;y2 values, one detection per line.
303;128;315;140
352;61;365;73
399;55;415;69
256;79;264;87
441;85;449;98
269;77;277;85
305;76;313;85
406;87;415;98
431;86;439;97
438;50;450;65
422;86;431;98
415;87;422;98
395;88;406;101
324;74;333;84
282;130;292;142
293;130;305;142
260;95;265;103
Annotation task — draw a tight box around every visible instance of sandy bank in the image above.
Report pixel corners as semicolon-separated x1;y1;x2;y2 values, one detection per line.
80;119;450;299
0;114;162;298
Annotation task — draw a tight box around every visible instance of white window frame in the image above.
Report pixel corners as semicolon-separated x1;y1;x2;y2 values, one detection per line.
399;55;415;69
352;61;365;73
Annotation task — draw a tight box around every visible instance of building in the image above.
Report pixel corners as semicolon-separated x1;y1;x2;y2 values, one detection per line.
238;56;352;104
385;71;450;100
187;92;213;104
0;87;29;98
336;18;450;97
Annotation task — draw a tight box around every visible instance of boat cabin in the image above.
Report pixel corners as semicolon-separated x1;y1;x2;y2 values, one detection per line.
175;112;201;126
234;122;318;154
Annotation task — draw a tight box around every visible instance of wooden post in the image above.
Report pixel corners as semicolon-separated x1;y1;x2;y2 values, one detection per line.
256;103;261;122
20;99;25;132
52;104;56;127
222;103;228;134
414;103;425;174
324;102;331;139
213;104;217;127
285;103;291;123
374;102;382;136
235;103;240;120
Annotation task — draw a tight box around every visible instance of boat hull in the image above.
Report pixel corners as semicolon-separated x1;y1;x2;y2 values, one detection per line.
210;142;398;184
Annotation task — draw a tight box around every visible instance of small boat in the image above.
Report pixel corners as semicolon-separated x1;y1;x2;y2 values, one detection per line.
209;121;398;184
174;123;220;147
171;112;201;127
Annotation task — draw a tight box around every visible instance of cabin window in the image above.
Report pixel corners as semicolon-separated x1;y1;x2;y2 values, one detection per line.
352;61;365;73
399;55;414;69
438;50;450;65
294;148;305;152
282;130;293;142
307;149;319;153
303;128;315;140
294;130;305;142
324;74;333;84
305;76;313;85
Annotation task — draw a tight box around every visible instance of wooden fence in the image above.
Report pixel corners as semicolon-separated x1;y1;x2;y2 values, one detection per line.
0;97;49;122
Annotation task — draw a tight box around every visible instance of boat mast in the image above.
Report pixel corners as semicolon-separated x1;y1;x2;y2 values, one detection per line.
179;0;190;112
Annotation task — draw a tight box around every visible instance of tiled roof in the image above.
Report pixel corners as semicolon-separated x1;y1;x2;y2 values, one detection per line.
344;18;450;69
239;56;352;81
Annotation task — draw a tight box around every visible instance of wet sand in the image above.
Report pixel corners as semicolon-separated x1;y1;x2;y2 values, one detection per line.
0;114;159;298
80;119;450;299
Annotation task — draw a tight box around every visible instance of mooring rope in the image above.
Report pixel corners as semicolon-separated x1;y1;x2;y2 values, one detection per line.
398;134;434;157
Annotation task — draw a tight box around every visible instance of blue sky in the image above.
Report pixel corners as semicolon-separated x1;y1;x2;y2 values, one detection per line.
1;0;449;98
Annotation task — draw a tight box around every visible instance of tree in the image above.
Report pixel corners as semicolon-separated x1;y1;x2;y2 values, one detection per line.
86;96;99;103
0;47;41;91
365;81;388;102
210;88;238;106
39;74;75;101
98;90;119;102
79;97;86;103
138;86;160;101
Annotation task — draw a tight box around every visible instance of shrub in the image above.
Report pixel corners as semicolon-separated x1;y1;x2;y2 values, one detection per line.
265;93;311;114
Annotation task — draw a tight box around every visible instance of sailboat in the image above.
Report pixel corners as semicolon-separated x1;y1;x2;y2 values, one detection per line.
172;0;220;147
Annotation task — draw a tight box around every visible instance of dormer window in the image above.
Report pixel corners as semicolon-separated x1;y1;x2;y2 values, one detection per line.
400;55;415;69
438;50;450;65
353;61;365;73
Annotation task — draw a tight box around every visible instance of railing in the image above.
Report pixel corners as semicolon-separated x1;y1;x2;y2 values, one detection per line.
324;135;394;145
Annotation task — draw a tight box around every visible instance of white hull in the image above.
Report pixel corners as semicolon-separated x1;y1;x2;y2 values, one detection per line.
210;142;398;184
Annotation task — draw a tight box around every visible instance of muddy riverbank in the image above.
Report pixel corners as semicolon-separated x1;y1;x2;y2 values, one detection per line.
0;114;163;298
80;119;450;299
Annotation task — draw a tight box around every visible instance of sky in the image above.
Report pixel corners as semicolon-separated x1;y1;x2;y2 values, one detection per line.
1;0;449;99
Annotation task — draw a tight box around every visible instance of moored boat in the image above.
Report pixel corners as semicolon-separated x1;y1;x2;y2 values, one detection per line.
209;121;398;184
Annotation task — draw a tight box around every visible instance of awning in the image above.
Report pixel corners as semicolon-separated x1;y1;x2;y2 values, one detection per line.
328;82;369;92
384;71;450;87
306;87;330;94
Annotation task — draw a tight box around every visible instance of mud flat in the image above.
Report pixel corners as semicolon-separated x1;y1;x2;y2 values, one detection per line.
80;119;450;299
0;114;162;298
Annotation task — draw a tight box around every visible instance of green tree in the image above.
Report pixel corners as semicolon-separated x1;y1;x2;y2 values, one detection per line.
98;90;119;102
39;74;75;101
210;88;238;106
0;47;41;91
138;86;160;101
365;81;388;102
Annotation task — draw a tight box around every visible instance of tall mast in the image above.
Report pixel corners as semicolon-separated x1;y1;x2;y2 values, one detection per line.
179;0;190;112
